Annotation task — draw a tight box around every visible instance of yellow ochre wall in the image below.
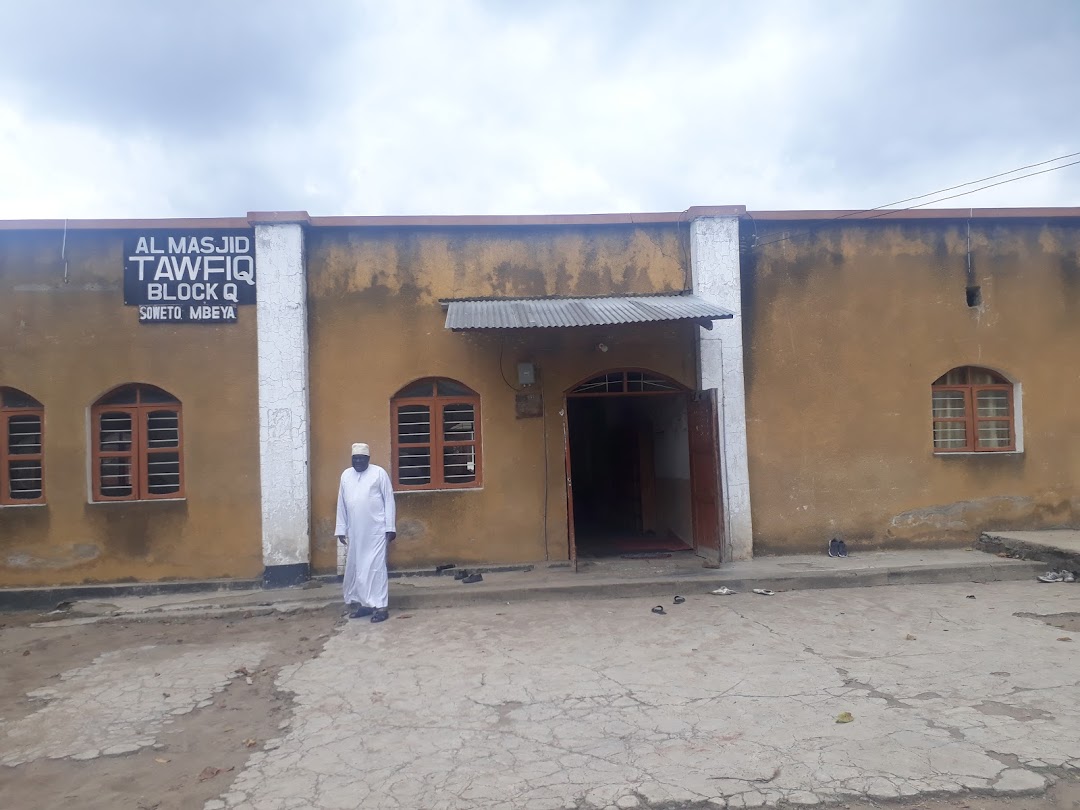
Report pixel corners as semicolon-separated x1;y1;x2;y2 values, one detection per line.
0;230;263;586
742;218;1080;552
306;224;698;572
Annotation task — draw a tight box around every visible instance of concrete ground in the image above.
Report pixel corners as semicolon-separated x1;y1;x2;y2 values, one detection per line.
9;549;1045;621
978;530;1080;573
3;578;1080;809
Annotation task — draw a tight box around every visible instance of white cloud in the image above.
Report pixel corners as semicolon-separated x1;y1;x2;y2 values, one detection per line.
0;0;1076;218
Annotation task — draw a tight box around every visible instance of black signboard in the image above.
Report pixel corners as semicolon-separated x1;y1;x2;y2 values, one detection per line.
124;230;256;323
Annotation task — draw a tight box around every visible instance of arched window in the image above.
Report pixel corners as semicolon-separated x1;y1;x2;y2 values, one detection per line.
91;384;184;501
569;369;684;395
1;388;45;505
931;367;1015;452
391;378;481;490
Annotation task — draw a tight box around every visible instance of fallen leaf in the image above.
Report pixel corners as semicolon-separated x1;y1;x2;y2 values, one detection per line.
396;614;414;619
243;738;258;748
22;650;30;656
1058;637;1073;642
835;712;855;724
905;634;917;641
154;757;170;764
198;766;223;782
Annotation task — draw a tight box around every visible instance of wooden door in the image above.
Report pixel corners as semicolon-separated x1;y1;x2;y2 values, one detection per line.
688;389;725;563
562;403;578;572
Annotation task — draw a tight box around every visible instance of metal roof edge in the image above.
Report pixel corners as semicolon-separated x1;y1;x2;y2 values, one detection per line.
443;294;734;330
746;207;1080;222
310;207;744;228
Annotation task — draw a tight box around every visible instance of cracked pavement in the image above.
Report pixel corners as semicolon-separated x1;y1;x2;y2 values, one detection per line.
2;642;271;767
220;581;1080;809
3;581;1080;809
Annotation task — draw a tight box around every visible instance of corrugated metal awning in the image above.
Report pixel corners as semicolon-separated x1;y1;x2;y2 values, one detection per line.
443;294;733;331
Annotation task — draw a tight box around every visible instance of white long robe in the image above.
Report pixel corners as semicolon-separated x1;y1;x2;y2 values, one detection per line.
335;465;397;609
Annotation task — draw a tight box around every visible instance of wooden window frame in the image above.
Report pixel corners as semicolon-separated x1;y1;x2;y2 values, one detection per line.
91;386;185;502
391;379;482;492
0;396;46;506
931;370;1016;453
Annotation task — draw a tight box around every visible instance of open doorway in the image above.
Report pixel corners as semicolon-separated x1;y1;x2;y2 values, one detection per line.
565;370;697;559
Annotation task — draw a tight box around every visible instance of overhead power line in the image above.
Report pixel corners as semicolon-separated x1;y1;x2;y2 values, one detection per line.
751;151;1080;250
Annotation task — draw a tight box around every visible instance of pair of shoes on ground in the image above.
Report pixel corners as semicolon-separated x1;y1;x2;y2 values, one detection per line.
1038;570;1077;583
349;606;390;622
653;595;688;614
828;538;848;558
708;586;775;596
453;569;484;584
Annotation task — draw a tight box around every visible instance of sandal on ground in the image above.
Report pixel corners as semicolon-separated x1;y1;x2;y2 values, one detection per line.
711;587;737;595
753;589;776;596
370;608;389;623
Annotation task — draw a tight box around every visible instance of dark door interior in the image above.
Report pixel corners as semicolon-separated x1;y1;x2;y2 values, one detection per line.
568;398;644;542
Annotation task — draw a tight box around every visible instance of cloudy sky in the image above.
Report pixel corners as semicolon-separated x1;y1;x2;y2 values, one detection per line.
0;0;1077;219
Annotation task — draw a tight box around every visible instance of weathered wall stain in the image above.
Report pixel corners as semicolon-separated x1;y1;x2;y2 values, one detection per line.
7;543;100;570
306;224;695;571
744;218;1080;552
0;230;263;586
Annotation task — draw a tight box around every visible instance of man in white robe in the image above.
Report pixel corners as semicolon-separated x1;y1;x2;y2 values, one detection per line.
335;442;397;623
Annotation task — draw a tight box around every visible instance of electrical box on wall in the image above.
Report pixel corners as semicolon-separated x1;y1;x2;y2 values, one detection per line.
517;362;536;386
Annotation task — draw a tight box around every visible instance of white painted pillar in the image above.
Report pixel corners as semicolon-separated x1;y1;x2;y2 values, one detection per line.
690;215;753;561
253;217;312;586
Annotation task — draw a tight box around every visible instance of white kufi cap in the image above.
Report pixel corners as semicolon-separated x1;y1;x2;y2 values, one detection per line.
351;443;370;456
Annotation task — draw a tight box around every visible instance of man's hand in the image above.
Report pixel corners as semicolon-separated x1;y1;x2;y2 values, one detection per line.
337;535;347;546
386;532;397;543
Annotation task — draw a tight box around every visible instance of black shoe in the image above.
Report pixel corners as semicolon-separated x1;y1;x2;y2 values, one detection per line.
454;569;469;580
651;605;666;615
837;541;848;558
828;538;840;557
371;608;389;623
350;606;374;619
673;596;685;604
462;573;483;584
